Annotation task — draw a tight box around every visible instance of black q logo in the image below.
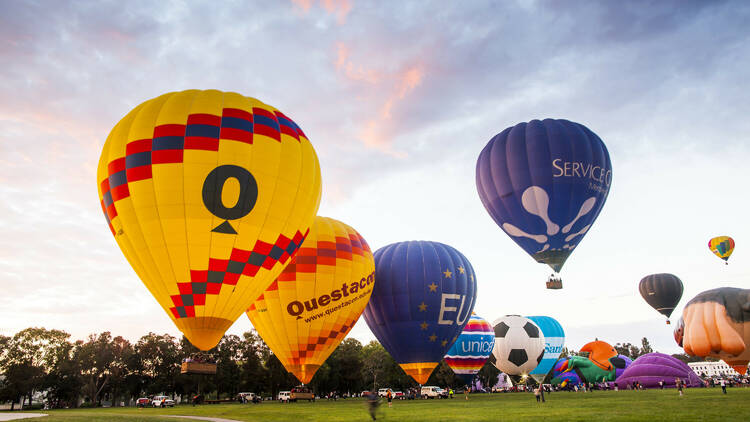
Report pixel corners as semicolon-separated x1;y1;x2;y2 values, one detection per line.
202;165;258;234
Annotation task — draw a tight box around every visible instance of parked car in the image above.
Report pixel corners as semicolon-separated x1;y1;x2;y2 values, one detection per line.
377;388;391;397
136;398;150;408
421;386;440;399
278;391;291;403
436;388;449;399
237;392;258;403
290;385;315;402
393;391;405;400
151;395;175;407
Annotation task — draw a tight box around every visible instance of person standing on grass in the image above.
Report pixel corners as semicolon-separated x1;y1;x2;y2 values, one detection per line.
386;389;393;408
676;378;683;397
534;387;541;403
720;379;727;394
464;387;469;401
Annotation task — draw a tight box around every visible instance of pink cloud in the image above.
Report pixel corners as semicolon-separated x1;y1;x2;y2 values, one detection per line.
292;0;352;24
334;42;426;157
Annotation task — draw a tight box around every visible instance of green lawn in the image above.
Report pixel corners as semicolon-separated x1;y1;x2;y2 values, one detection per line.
6;388;750;421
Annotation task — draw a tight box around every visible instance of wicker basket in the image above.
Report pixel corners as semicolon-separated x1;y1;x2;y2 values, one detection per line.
181;361;217;375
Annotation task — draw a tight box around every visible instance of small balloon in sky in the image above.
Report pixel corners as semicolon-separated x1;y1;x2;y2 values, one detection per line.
708;236;735;264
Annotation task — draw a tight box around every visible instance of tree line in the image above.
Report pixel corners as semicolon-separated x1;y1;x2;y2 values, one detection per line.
0;327;483;410
1;328;698;410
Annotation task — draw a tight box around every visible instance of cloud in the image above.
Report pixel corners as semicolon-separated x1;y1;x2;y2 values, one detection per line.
291;0;352;24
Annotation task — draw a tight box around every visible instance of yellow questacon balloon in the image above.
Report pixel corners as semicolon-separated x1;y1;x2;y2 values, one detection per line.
97;90;321;350
246;216;375;384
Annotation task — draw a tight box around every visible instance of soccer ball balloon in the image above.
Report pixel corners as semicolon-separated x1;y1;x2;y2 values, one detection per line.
490;315;545;376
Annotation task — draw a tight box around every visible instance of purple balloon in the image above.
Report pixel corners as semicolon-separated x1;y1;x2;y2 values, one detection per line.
614;354;632;379
616;353;702;389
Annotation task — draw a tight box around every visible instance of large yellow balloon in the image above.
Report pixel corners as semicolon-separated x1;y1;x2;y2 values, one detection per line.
246;216;375;384
97;90;321;350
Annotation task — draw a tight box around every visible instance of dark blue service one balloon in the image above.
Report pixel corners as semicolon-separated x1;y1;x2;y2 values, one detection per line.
363;241;477;384
476;119;612;273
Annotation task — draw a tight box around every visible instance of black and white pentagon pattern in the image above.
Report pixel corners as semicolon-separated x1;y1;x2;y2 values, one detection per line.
494;322;510;338
522;321;540;338
508;349;528;367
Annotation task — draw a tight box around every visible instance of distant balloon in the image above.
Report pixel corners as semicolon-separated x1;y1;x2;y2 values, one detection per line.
476;119;612;282
97;89;322;350
490;315;545;376
444;314;495;385
709;236;735;264
639;273;683;322
526;316;565;383
246;216;375;384
675;287;750;375
363;241;478;384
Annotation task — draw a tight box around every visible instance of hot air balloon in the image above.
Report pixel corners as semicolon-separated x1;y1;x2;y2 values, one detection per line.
97;90;322;350
444;314;494;385
675;287;750;375
579;340;617;371
476;119;612;288
616;353;701;389
246;216;375;384
490;315;545;376
363;241;477;384
526;316;565;383
639;273;683;324
709;236;735;264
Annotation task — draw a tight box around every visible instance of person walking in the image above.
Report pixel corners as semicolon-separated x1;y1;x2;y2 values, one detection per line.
366;391;380;420
464;387;469;401
534;387;541;403
676;378;683;397
720;379;727;394
386;389;393;408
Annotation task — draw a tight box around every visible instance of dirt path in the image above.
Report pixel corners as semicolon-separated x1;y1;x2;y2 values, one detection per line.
0;414;48;421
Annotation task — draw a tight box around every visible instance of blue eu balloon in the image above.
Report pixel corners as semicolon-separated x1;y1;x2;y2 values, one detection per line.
527;315;566;382
476;119;612;273
363;241;478;384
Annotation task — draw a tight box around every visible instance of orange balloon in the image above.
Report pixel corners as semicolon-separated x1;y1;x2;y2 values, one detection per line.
580;340;617;371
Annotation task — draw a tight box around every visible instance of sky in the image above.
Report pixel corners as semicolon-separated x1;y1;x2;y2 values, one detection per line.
1;0;749;356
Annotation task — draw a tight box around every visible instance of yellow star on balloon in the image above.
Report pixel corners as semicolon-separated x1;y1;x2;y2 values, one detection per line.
441;339;448;347
418;302;427;312
443;269;452;278
429;334;437;342
420;322;429;331
428;282;438;292
458;266;465;274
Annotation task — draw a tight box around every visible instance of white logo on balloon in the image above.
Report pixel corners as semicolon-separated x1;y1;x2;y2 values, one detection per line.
501;186;595;253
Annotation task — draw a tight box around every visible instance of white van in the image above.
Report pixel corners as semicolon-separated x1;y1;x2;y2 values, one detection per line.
420;386;440;399
377;388;391;397
278;391;291;403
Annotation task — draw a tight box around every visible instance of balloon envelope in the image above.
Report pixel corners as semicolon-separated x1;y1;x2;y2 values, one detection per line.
490;315;545;376
527;316;565;382
708;236;735;262
246;216;375;384
579;340;617;371
616;353;702;389
97;90;322;350
444;314;495;385
363;241;478;384
639;273;684;319
476;119;612;273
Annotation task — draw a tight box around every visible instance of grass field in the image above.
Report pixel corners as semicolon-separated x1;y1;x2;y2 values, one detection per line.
5;388;750;421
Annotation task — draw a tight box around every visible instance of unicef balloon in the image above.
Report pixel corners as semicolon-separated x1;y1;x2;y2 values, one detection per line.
363;241;477;384
639;273;683;322
490;315;545;376
97;90;322;350
444;314;494;385
526;316;565;383
709;236;735;264
476;119;612;283
247;216;375;384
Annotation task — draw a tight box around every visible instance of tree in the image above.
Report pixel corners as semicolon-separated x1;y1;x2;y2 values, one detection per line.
0;328;71;409
425;360;461;389
76;332;117;406
135;333;181;397
214;335;243;399
476;360;500;391
43;340;81;408
640;337;653;355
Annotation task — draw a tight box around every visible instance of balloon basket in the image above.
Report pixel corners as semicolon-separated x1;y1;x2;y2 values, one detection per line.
546;279;563;289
